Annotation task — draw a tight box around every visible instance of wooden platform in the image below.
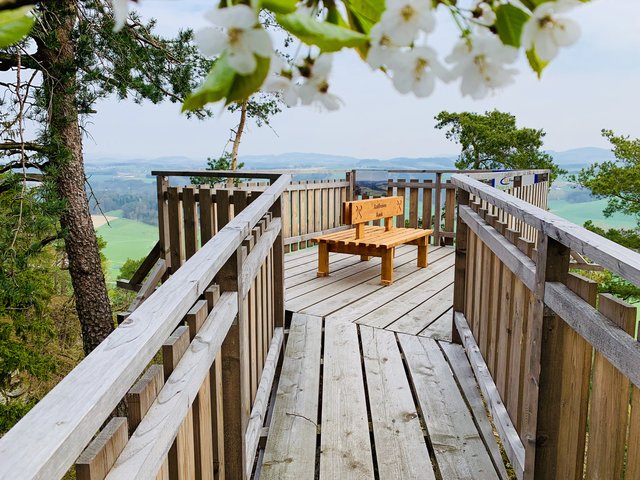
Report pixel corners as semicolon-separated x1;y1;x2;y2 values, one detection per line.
255;247;510;479
285;245;455;339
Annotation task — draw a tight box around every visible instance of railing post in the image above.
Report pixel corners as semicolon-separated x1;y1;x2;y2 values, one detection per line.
218;246;251;480
347;169;356;201
451;188;469;345
270;195;286;328
156;175;171;277
523;234;570;479
434;172;442;246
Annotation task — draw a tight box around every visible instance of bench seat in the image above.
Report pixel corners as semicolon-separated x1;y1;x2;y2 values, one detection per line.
310;196;433;285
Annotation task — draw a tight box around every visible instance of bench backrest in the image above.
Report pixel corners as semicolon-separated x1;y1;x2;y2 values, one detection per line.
343;196;404;225
343;196;403;238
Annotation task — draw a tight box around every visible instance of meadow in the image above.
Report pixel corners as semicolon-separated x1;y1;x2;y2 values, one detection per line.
96;213;158;282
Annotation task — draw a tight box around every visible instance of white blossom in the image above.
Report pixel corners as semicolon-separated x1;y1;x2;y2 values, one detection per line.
472;1;496;27
390;47;448;97
367;23;400;69
111;0;132;32
264;56;301;107
298;55;343;111
521;0;580;62
196;5;273;75
447;34;518;99
378;0;435;46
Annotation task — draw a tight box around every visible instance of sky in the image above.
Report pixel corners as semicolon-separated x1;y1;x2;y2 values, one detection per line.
83;0;640;161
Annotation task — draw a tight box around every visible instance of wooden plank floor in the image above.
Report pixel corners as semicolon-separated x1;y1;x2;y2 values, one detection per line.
257;246;509;479
285;245;455;339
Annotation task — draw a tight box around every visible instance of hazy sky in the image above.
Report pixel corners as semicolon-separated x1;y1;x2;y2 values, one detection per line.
84;0;640;161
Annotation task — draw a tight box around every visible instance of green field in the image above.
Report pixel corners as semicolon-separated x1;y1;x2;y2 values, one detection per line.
96;217;158;283
548;198;637;230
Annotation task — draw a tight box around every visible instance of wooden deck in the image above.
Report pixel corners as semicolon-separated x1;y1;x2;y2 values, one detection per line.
285;244;456;339
258;246;509;479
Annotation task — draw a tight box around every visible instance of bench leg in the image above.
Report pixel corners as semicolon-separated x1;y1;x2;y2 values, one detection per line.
417;237;428;268
360;255;371;261
381;249;394;285
317;242;330;277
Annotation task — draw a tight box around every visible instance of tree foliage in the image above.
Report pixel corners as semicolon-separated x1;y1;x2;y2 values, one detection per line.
574;130;640;223
434;110;565;181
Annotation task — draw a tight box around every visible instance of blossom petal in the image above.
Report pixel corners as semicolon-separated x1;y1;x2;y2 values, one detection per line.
245;28;273;58
195;27;227;58
207;5;257;29
413;74;435;97
553;19;580;46
228;47;258;75
392;71;413;94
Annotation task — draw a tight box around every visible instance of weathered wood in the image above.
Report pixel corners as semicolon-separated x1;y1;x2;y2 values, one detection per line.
157;176;171;271
107;293;238;480
240;218;282;298
76;418;128;480
452;188;469;344
434;172;442;244
199;186;214;244
245;328;283;478
422;182;433;231
361;327;435;479
452;173;640;286
408;180;419;228
399;334;497;479
440;342;510;480
262;315;321;479
454;312;525;479
168;186;185;273
183;187;198;260
0;176;291;480
585;294;635;479
127;364;164;435
163;326;196;480
544;282;640;389
526;236;570;480
216;189;230;229
320;321;374;479
552;273;597;480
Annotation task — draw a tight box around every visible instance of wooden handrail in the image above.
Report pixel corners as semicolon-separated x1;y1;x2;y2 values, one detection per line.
451;173;640;285
0;174;291;480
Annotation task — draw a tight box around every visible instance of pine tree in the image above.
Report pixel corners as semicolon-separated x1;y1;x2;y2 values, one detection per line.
0;1;210;354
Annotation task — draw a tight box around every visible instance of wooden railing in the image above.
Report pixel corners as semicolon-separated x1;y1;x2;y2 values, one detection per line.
0;172;290;480
451;172;640;480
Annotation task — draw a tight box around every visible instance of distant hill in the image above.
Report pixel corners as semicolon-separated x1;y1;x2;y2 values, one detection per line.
84;147;614;173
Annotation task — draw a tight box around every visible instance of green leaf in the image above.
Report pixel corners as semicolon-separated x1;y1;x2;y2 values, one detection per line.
276;13;368;52
0;6;35;49
526;48;549;78
226;55;271;104
262;0;297;14
343;0;384;33
495;4;529;47
327;5;350;29
182;55;236;111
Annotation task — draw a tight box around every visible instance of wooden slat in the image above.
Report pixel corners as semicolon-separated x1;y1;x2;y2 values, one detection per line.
454;312;525;479
408;180;419;228
199;187;214;245
186;300;215;480
360;326;435;479
421;182;433;232
76;418;129;480
396;180;406;228
168;186;184;273
386;283;454;334
320;321;374;479
440;342;510;480
399;334;498;479
183;187;198;260
163;326;196;480
262;315;321;479
585;294;635;479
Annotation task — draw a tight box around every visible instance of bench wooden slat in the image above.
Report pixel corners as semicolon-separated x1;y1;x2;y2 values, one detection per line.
312;196;436;285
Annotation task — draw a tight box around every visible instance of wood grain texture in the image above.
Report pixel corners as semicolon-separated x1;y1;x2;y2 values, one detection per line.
360;327;435;479
399;334;498;480
320;321;374;479
106;293;238;480
76;418;128;480
262;315;321;479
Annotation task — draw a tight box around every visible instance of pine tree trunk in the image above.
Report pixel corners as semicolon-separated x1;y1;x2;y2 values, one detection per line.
39;0;114;354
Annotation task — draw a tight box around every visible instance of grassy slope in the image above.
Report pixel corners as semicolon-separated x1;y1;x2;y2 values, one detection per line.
96;217;158;282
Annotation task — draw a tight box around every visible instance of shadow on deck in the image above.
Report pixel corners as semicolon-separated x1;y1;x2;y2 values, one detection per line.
257;247;510;479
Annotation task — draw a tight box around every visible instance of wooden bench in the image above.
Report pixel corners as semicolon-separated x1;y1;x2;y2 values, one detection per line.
310;196;433;285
